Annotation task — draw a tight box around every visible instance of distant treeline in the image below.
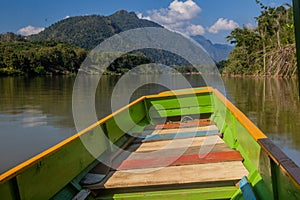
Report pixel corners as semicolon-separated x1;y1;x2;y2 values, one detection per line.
0;39;87;75
0;34;196;76
223;1;296;77
0;37;153;76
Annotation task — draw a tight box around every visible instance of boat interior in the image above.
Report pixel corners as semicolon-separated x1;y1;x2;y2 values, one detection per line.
79;116;249;199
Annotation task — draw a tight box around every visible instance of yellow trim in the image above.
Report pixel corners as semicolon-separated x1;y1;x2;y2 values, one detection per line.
212;89;267;141
0;96;146;183
145;87;213;99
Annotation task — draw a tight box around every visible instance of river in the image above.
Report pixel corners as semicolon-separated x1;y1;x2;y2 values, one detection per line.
0;75;299;173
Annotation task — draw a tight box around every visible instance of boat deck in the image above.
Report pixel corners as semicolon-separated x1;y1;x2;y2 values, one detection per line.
82;119;249;197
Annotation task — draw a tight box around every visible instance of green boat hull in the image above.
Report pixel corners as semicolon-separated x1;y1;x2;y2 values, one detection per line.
0;87;299;199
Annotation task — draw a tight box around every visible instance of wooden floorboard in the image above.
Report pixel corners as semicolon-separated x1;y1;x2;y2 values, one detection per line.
154;120;215;129
122;143;232;160
141;129;219;142
117;151;243;170
128;135;224;152
151;125;218;135
103;161;248;188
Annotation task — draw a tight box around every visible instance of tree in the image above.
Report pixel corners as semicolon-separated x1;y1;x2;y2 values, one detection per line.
224;2;296;77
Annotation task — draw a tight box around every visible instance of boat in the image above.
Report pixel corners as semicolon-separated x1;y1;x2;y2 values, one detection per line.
0;87;299;199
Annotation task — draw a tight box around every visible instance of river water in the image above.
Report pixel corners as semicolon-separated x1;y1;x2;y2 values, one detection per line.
0;75;299;173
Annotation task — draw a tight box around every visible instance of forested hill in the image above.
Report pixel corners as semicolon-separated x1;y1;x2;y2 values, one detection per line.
28;10;162;50
223;1;296;77
28;10;232;61
0;10;233;75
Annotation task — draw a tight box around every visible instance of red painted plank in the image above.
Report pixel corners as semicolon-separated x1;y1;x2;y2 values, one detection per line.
155;120;214;130
117;151;243;170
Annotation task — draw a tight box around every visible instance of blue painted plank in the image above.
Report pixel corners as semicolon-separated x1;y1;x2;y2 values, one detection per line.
238;176;257;200
139;129;219;142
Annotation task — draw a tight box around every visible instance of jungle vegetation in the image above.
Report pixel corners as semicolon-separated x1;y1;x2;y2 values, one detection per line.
223;1;296;77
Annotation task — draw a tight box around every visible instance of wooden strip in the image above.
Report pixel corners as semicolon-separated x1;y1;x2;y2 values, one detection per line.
125;143;232;160
155;120;215;129
129;135;224;152
258;138;300;188
117;151;243;170
151;125;218;135
104;161;249;188
142;129;219;142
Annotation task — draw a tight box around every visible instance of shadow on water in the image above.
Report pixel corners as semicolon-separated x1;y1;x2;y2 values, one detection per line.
223;77;300;167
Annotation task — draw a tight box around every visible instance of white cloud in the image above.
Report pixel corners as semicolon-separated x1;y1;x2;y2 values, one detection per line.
185;24;205;35
208;18;239;34
64;15;70;19
142;0;238;37
143;0;204;35
18;25;45;36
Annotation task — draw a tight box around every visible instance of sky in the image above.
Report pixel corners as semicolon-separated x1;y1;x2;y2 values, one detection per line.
0;0;292;44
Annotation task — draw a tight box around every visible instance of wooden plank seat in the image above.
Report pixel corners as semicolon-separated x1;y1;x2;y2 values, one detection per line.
121;142;233;160
130;135;224;152
84;121;249;192
136;129;219;142
85;161;248;190
112;136;239;168
150;119;215;130
146;125;219;135
117;151;243;170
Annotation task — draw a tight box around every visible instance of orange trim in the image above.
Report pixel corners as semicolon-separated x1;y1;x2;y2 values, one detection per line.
0;96;146;183
212;89;267;141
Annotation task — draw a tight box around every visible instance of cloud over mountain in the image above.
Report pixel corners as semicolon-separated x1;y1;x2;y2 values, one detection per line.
140;0;239;37
18;25;45;36
208;18;239;34
141;0;205;35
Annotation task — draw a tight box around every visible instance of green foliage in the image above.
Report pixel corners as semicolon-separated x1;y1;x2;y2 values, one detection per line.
0;41;87;75
0;32;26;42
107;54;152;74
224;2;296;76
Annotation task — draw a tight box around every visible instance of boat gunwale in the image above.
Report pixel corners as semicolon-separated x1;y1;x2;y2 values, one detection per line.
213;89;300;189
1;86;299;192
212;88;267;141
0;95;146;183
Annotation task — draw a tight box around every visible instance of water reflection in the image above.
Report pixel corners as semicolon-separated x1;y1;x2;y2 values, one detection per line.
0;75;205;173
0;76;77;173
223;77;300;167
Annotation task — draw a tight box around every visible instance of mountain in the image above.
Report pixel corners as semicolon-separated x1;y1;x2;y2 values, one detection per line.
191;35;233;62
28;10;162;50
0;32;26;42
28;10;232;62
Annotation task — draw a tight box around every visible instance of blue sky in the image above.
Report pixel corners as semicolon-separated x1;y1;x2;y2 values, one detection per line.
0;0;291;44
